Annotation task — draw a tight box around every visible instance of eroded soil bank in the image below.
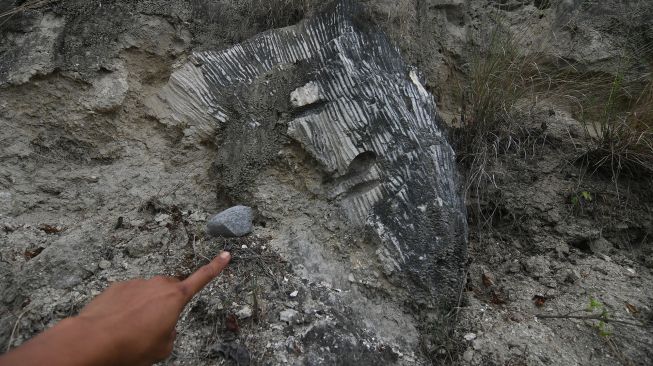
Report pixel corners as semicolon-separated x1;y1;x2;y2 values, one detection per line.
1;1;652;365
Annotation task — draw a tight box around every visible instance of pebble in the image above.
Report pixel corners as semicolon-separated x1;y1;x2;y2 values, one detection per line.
154;213;170;223
463;349;474;362
564;269;581;283
464;333;477;341
348;274;356;283
625;268;636;277
236;305;253;319
188;211;206;222
289;290;298;298
280;309;299;323
472;340;482;350
2;223;18;232
98;260;111;270
206;205;253;237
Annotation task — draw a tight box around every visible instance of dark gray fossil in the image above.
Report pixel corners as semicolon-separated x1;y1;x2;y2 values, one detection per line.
150;0;467;306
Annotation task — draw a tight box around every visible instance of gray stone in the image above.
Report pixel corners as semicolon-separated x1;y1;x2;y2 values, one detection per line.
81;63;129;113
279;309;299;323
463;349;474;362
523;256;551;279
236;305;253;319
98;260;112;270
206;206;253;238
563;269;581;284
589;237;613;255
290;81;322;107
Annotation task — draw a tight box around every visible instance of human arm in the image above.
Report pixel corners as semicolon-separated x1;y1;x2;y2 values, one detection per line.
0;251;231;366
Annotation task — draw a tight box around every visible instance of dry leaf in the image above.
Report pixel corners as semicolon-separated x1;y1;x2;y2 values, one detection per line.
532;294;547;307
39;224;63;234
482;272;495;287
226;313;240;333
625;302;639;314
490;288;507;304
24;247;45;260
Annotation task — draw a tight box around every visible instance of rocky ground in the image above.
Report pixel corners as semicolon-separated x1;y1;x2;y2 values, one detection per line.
1;0;652;365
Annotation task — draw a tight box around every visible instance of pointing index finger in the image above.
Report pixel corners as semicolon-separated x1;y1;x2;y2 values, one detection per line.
180;251;231;302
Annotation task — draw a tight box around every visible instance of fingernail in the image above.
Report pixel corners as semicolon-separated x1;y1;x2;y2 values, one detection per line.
219;251;231;260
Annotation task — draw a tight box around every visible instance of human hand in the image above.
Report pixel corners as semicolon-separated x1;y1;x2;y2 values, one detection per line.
0;251;231;366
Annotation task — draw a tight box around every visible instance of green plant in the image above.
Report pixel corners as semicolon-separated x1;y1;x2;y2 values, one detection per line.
570;190;593;212
586;297;612;337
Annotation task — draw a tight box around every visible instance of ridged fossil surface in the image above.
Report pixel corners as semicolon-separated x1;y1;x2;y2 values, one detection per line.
150;0;467;305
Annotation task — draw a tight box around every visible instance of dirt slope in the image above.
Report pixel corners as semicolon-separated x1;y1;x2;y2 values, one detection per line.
1;0;652;365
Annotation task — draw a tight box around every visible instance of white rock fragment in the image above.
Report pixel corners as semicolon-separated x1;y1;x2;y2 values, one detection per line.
279;309;299;323
236;305;253;319
154;213;171;225
290;81;322;107
463;349;474;362
188;211;207;222
289;290;298;298
83;66;129;112
463;333;477;341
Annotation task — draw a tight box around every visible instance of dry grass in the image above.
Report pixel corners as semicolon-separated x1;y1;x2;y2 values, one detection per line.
0;0;56;20
454;24;548;198
577;73;653;177
455;21;653;194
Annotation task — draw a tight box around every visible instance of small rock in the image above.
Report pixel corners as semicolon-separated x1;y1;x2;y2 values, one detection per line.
83;68;129;113
645;255;653;269
2;222;18;232
463;333;476;341
290;81;322;107
289;290;298;298
506;260;521;274
590;237;613;255
98;260;111;270
463;349;474;362
188;211;207;222
472;339;482;350
625;268;636;277
206;206;253;237
523;256;551;278
279;309;299;323
348;274;356;283
236;305;253;319
592;264;609;275
564;269;581;283
154;213;171;225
